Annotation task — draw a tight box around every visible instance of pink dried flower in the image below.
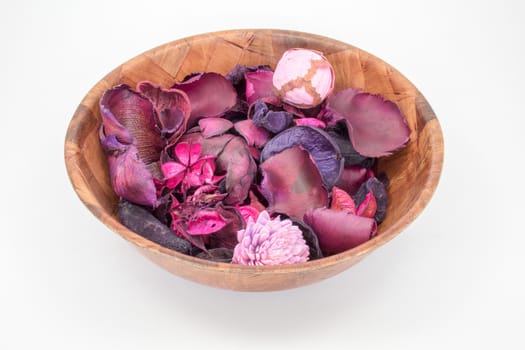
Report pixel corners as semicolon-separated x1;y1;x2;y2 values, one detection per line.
232;211;309;266
273;48;335;108
161;142;223;192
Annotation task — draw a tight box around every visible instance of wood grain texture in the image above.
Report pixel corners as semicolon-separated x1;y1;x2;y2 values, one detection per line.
64;29;444;291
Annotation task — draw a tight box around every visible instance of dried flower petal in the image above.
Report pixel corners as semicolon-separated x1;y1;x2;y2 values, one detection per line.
245;69;278;105
232;211;309;266
136;81;191;143
199;117;233;138
294;118;326;128
260;146;328;219
260;125;344;189
101;135;158;207
330;186;356;213
100;84;164;165
335;165;370;196
304;208;377;255
327;90;410;157
172;72;237;126
234;119;270;148
186;209;227;235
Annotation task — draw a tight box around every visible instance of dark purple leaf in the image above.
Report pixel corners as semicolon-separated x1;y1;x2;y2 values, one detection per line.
260;146;328;219
304;208;377;256
198;117;233;138
252;100;293;133
101;135;158;207
260;125;344;189
353;177;388;223
172;72;237;126
118;200;192;254
327;125;374;167
234;119;270;148
289;218;323;260
100;84;164;165
327;89;410;157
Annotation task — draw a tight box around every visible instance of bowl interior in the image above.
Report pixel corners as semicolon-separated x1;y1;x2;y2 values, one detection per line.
65;29;443;291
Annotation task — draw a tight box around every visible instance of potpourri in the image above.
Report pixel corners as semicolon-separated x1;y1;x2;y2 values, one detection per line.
98;48;410;265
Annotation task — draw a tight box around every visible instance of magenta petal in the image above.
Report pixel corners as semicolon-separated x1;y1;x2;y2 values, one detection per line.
260;146;328;219
234;119;270;148
161;162;186;189
245;70;277;105
330;186;356;213
216;137;257;205
295;117;326;128
327;90;410;157
199;117;233;138
100;85;164;165
172;72;237;125
237;205;260;223
186;209;227;235
101;135;157;207
304;208;376;255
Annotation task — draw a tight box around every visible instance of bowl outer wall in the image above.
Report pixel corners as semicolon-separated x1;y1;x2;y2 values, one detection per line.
64;29;444;291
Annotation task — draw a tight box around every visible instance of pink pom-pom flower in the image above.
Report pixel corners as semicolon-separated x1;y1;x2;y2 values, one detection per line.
272;48;335;108
232;211;309;266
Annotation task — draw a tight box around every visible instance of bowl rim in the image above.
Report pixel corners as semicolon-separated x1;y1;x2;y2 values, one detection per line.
65;28;444;275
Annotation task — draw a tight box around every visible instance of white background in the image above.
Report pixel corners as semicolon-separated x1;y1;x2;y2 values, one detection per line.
1;0;524;349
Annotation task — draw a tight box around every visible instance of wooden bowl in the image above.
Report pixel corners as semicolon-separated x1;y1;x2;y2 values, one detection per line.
65;29;443;291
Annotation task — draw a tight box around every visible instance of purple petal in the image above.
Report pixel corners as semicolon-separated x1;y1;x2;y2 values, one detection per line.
101;135;157;207
198;117;233;138
234;119;271;148
245;70;278;105
260;146;328;219
252;100;293;133
327;90;410;157
136;81;190;142
304;208;377;255
172;72;237;126
260;125;344;189
100;85;164;165
216;137;257;205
